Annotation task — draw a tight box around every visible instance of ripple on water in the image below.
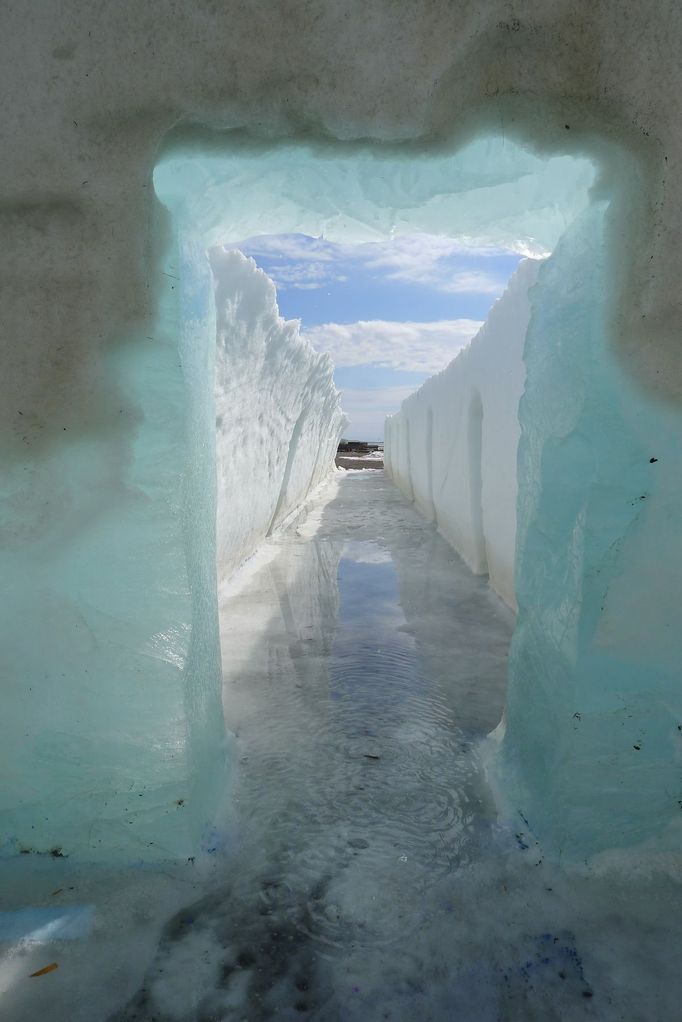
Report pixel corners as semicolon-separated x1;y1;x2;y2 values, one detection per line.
225;542;496;954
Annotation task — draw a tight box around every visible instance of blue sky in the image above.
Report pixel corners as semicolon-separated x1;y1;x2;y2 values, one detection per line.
239;233;522;440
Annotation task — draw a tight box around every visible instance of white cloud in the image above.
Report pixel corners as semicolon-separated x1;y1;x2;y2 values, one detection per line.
238;234;337;263
342;541;392;564
236;232;515;294
303;318;482;374
266;261;347;290
360;234;509;294
388;267;505;294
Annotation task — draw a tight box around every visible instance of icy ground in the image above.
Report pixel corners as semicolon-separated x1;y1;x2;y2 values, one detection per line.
3;472;682;1021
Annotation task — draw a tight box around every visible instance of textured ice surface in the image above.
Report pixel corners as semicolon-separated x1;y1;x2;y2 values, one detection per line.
2;0;682;920
212;249;344;584
385;257;541;608
154;137;594;254
4;0;682;440
4;475;681;1022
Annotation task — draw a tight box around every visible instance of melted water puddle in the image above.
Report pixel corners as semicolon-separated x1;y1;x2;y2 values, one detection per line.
306;540;488;952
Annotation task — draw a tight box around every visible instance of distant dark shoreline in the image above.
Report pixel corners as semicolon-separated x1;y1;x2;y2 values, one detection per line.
335;455;384;470
336;439;384;470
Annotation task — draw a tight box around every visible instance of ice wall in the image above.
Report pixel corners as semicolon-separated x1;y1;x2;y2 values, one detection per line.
501;205;682;861
0;233;342;863
0;226;227;862
389;199;682;860
212;249;345;585
385;258;541;609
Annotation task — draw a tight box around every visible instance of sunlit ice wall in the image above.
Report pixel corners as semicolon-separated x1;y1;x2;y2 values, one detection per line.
209;248;346;589
385;256;542;610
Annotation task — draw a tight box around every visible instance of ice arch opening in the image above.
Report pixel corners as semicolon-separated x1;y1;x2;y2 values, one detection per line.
150;131;607;861
3;121;670;865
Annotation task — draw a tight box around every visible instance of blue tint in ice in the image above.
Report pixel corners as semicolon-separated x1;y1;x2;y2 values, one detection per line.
0;907;94;943
154;136;595;254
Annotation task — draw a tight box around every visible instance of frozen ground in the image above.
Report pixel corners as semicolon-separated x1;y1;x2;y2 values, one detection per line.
2;472;682;1021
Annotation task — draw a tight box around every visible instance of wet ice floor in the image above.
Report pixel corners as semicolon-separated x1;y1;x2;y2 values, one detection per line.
3;473;682;1021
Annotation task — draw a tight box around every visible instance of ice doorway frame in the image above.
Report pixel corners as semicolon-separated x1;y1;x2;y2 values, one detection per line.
150;129;591;842
133;122;671;865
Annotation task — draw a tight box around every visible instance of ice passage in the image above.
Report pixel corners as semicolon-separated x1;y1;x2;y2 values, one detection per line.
3;1;682;1019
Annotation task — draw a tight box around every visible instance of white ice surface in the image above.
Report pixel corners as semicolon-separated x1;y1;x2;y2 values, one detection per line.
385;258;541;609
211;249;345;585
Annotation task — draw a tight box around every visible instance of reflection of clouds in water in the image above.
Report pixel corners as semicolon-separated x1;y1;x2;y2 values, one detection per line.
341;540;392;565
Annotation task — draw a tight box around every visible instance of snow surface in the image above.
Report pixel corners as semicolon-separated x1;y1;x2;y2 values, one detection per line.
385;258;541;609
212;249;345;585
